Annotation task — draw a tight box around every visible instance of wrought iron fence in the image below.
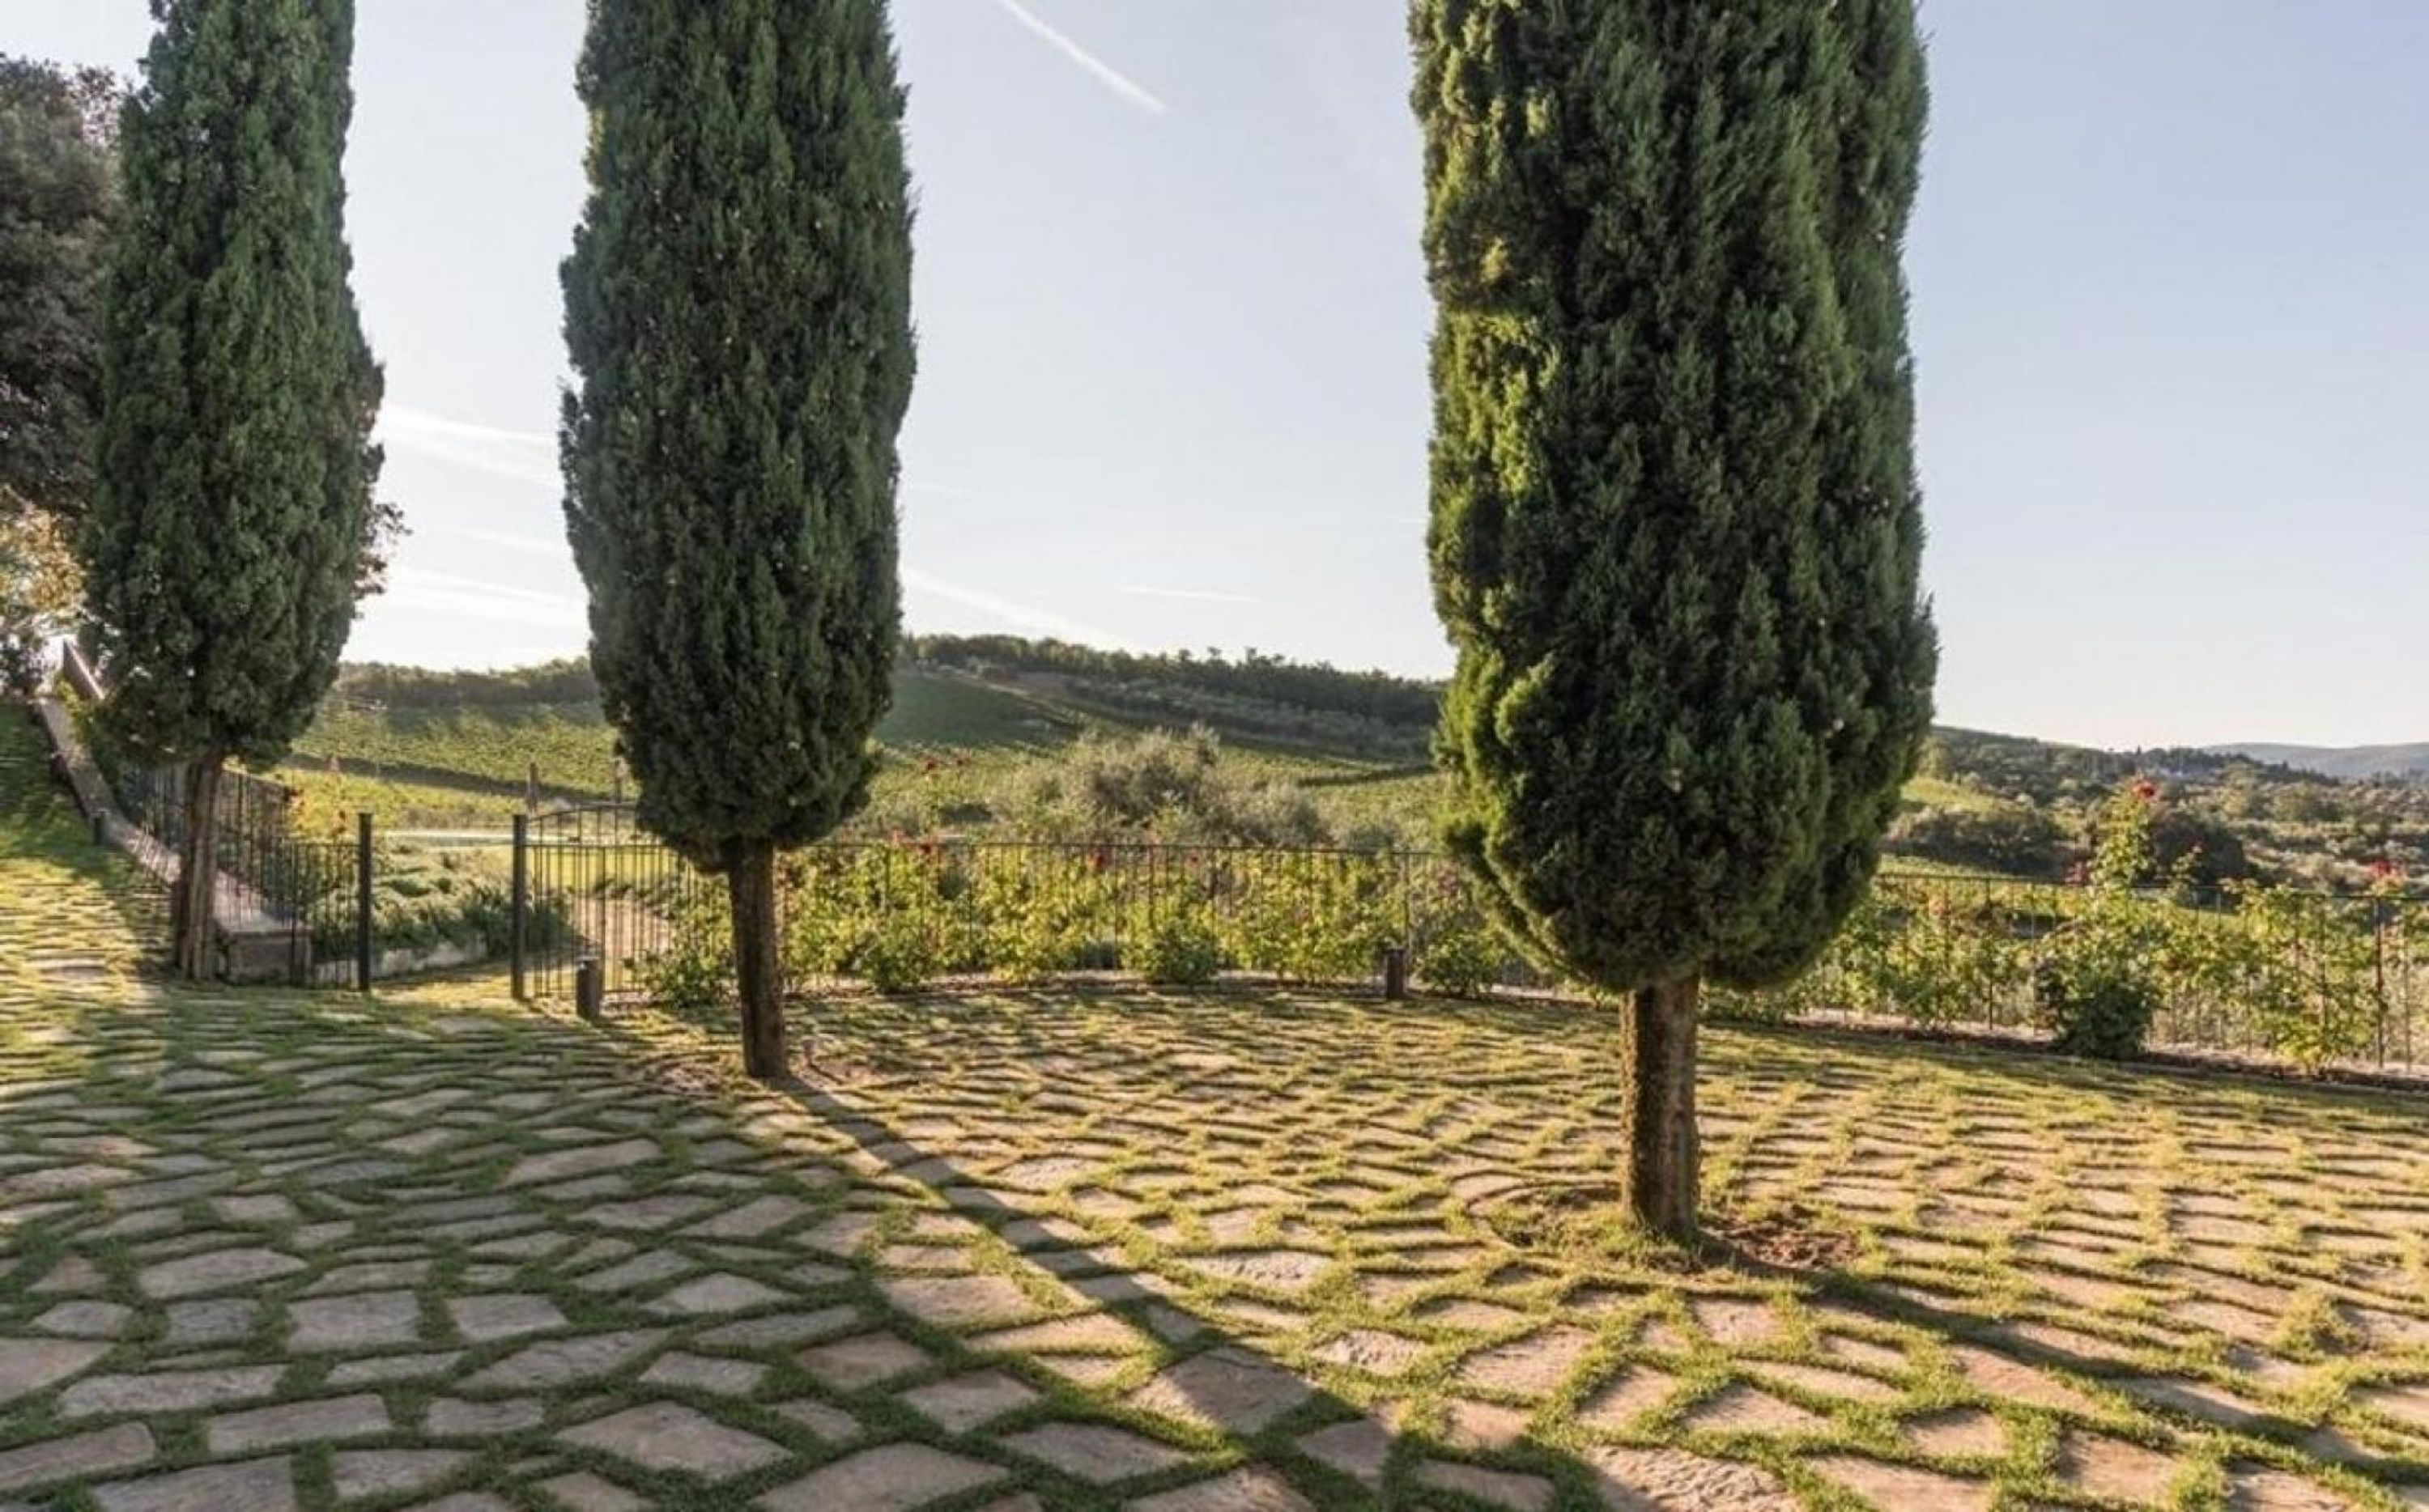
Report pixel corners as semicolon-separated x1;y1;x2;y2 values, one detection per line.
106;758;512;987
510;808;2426;1077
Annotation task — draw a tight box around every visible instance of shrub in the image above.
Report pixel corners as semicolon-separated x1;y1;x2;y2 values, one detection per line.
2034;942;2158;1060
976;852;1112;982
1885;802;2070;877
1134;905;1224;986
1222;851;1399;982
1414;915;1501;998
2032;780;2164;1059
857;907;947;993
1019;727;1329;847
635;890;734;1017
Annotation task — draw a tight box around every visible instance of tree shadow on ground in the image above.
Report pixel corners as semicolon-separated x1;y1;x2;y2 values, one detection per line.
617;981;2429;1510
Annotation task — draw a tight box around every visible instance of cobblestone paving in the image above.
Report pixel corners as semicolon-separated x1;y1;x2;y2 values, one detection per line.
3;717;2428;1510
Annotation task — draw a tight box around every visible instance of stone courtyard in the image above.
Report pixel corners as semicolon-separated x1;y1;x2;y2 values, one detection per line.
3;732;2428;1510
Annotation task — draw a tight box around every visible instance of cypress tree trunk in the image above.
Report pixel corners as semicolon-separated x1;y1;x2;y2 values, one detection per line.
173;752;223;979
729;842;785;1081
1619;978;1700;1239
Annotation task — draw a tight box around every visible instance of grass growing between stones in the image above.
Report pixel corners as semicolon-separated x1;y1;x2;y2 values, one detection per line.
1;705;2426;1510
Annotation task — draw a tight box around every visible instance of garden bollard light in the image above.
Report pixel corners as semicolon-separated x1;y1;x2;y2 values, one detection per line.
576;956;604;1021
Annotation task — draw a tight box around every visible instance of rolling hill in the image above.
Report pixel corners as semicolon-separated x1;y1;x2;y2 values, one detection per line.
2209;741;2429;782
284;638;2428;891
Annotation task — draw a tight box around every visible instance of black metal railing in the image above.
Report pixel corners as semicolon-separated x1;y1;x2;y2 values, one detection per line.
107;758;512;987
508;807;2425;1077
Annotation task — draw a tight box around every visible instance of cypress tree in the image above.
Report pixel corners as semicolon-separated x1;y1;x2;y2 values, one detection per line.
80;0;381;977
1411;0;1938;1239
562;0;915;1080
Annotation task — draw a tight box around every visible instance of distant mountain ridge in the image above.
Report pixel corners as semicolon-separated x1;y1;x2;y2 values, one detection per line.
2208;742;2429;782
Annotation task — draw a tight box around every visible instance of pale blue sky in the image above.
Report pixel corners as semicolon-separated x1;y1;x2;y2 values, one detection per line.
6;2;2423;749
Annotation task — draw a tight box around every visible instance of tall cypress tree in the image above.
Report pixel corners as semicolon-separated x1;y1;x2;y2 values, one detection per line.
1412;0;1937;1239
81;0;381;978
562;0;914;1080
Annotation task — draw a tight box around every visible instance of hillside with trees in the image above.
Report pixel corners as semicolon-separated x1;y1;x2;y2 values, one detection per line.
286;639;2427;895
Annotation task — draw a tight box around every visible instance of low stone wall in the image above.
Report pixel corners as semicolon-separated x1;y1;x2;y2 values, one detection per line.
28;691;303;983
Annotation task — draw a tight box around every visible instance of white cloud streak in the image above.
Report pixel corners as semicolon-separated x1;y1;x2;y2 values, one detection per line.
449;525;570;559
904;567;1129;649
376;403;558;490
981;0;1169;117
381;566;586;631
1119;584;1260;606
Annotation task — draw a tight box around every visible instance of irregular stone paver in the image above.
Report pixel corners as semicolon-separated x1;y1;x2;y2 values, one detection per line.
0;1338;108;1406
1125;1467;1318;1511
332;1449;470;1501
134;1246;304;1299
502;1137;660;1187
448;1293;568;1342
1905;1407;2009;1458
459;1328;666;1392
1417;1460;1555;1511
2060;1431;2187;1506
1678;1383;1826;1436
206;1394;391;1454
1459;1326;1596;1398
428;1396;544;1437
32;1301;133;1338
1128;1348;1313;1434
59;1365;283;1420
1809;1455;1998;1512
289;1290;423;1352
756;1443;1004;1511
645;1272;787;1317
536;1472;649;1512
0;1423;157;1496
1313;1328;1429;1378
558;1403;786;1480
640;1349;768;1395
161;1298;261;1346
903;1369;1042;1431
798;1331;934;1390
880;1273;1041;1328
1296;1418;1391;1487
91;1457;296;1512
1003;1422;1192;1484
1587;1446;1801;1511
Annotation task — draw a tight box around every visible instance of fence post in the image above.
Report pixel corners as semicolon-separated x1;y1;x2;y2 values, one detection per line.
1380;945;1410;1001
576;955;603;1021
355;811;374;993
510;813;530;1001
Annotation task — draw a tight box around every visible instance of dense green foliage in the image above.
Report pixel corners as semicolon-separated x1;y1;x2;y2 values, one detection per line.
561;0;914;872
0;58;118;686
911;634;1439;756
334;658;600;710
0;58;117;520
1414;0;1937;992
79;0;381;770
